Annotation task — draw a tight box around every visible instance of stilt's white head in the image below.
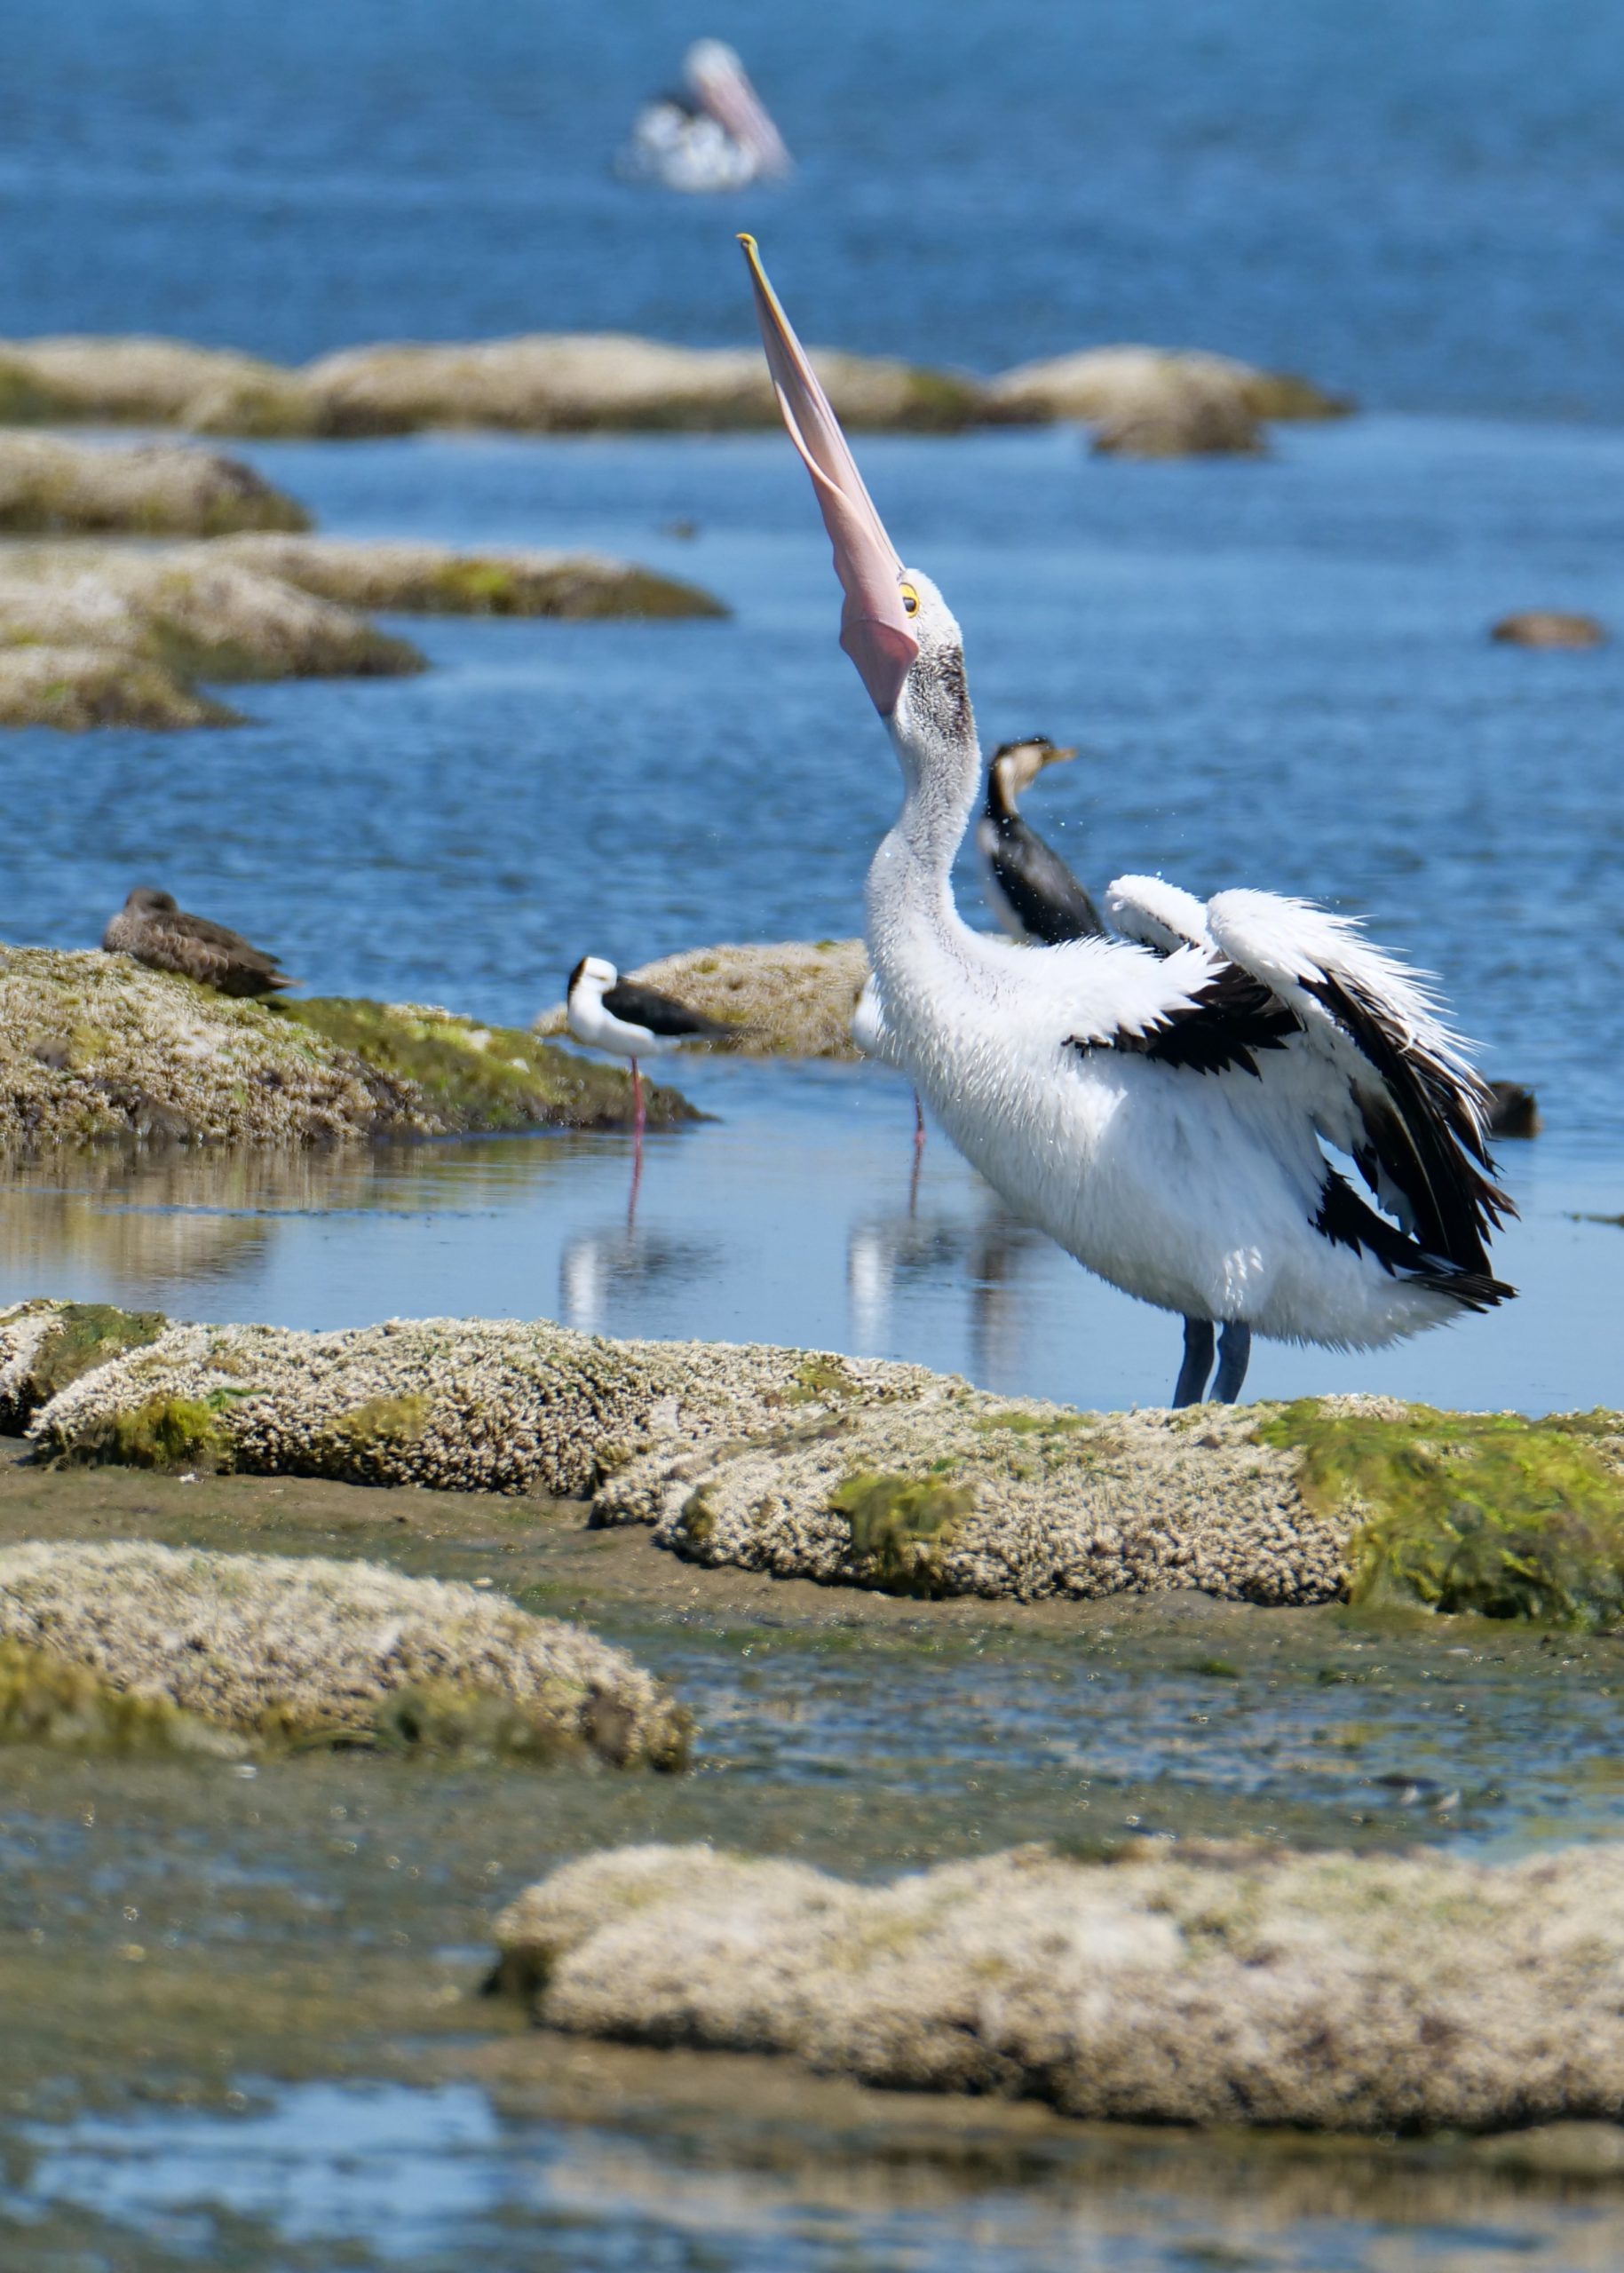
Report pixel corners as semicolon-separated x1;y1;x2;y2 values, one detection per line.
567;954;617;1004
739;233;974;776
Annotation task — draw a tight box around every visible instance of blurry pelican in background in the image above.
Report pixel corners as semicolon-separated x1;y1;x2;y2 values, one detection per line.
620;41;792;194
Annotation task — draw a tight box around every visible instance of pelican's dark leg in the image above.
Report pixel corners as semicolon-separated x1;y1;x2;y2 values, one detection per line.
1171;1318;1216;1407
1212;1322;1252;1404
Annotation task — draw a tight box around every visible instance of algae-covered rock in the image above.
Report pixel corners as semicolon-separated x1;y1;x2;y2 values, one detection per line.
278;999;697;1136
535;939;870;1059
0;1539;688;1765
24;1313;946;1495
299;335;987;436
0;949;429;1147
1258;1400;1624;1627
602;1394;1344;1604
0;1298;168;1432
985;345;1351;435
0;954;690;1146
211;535;727;620
0;643;238;730
0;336;316;432
0;1639;245;1755
494;1837;1624;2133
0;432;309;536
0;548;425;683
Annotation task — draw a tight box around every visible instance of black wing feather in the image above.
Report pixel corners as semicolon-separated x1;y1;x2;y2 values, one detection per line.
1074;961;1301;1078
602;980;734;1040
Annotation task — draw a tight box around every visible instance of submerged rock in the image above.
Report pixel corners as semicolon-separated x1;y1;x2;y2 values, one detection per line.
494;1837;1624;2132
986;345;1351;441
0;643;238;730
535;939;870;1059
297;336;986;436
210;535;728;620
0;432;309;536
1490;610;1608;650
0;953;693;1147
0;1539;688;1764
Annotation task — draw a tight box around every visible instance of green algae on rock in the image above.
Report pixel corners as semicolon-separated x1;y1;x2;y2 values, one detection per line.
0;1538;689;1766
1257;1399;1624;1626
0;642;240;729
20;1311;946;1495
493;1837;1624;2133
534;939;871;1059
0;956;693;1147
0;1638;246;1755
0;547;425;685
210;534;728;620
0;1299;168;1431
280;998;697;1136
0;432;309;536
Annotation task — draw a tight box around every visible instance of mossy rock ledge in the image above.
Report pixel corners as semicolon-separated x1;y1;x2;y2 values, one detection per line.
0;1539;688;1766
0;949;694;1146
8;1302;1621;1622
494;1837;1624;2132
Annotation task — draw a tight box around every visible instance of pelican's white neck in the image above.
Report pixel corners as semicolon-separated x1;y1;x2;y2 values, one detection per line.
865;651;984;963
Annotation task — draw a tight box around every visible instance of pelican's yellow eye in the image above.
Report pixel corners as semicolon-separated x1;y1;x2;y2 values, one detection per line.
900;582;920;616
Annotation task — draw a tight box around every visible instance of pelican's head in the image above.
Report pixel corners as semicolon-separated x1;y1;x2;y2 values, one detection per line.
567;954;617;1002
689;44;791;174
740;234;970;758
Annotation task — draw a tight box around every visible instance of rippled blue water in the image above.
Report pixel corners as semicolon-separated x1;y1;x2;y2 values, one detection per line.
7;0;1624;418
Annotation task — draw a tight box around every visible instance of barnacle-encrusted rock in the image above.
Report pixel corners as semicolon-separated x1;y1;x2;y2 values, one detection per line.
1490;610;1608;651
985;345;1351;447
494;1837;1624;2132
0;337;316;433
0;953;690;1147
297;336;986;436
0;547;424;683
23;1312;947;1495
0;643;238;730
210;535;727;620
0;1539;688;1764
600;1395;1347;1604
0;432;309;536
535;939;870;1059
0;1298;168;1431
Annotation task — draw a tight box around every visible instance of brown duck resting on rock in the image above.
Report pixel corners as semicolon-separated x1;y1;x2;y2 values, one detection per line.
101;886;294;997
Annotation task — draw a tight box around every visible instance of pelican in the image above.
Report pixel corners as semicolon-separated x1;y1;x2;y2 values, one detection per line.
101;886;293;997
621;42;791;194
740;234;1514;1406
978;736;1107;945
566;955;733;1136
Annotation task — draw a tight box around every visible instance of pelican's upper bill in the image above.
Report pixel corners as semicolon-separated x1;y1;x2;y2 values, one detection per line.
738;234;919;715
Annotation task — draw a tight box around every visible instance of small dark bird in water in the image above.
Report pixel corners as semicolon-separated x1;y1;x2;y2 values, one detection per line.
1486;1081;1541;1139
101;887;294;997
977;737;1108;945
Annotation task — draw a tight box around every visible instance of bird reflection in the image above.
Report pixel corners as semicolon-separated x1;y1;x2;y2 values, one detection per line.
847;1200;1046;1379
558;1223;722;1338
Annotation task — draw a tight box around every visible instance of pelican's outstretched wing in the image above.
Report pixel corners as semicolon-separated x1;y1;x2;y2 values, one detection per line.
1205;889;1514;1283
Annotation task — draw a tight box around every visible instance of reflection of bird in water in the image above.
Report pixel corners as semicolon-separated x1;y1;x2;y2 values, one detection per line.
621;41;791;194
744;232;1514;1411
102;887;294;997
846;1211;972;1353
559;1224;721;1339
965;1211;1049;1384
978;738;1107;945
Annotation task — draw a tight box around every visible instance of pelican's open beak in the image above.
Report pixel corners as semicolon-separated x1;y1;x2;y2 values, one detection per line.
739;234;919;717
691;44;792;177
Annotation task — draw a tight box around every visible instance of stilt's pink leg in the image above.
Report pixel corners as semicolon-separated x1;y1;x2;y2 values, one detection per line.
913;1092;926;1152
632;1058;646;1138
